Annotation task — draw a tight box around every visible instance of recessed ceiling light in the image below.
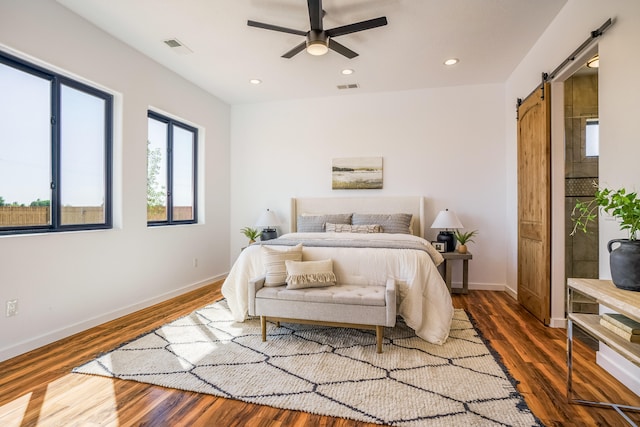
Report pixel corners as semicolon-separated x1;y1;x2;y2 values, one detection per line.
341;69;354;75
250;79;262;85
444;58;459;66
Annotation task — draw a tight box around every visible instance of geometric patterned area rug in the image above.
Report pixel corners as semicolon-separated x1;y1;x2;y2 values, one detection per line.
73;300;543;426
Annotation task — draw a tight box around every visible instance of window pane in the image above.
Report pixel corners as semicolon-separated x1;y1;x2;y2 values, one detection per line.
0;62;51;227
147;118;168;221
147;112;197;226
60;84;106;225
585;119;599;157
172;125;195;221
0;52;112;234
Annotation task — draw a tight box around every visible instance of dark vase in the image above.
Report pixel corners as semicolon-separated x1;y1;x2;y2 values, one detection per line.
607;239;640;291
437;231;457;252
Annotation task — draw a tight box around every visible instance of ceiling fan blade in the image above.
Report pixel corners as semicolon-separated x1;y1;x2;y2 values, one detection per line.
328;39;358;59
307;0;323;31
325;16;387;38
247;20;307;36
282;41;307;58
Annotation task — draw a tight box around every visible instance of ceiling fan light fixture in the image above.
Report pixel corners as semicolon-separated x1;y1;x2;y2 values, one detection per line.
306;40;328;56
306;30;329;56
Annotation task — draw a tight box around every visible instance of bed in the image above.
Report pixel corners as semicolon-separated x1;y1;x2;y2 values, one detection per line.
221;196;454;345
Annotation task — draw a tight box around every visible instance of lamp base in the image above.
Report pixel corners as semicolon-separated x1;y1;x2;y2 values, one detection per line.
261;228;277;241
437;231;457;252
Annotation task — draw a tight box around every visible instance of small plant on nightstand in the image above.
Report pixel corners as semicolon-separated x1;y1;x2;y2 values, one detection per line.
241;226;261;244
454;230;478;254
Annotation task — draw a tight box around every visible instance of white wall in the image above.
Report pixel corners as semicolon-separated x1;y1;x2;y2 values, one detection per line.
230;84;508;290
0;0;231;361
505;0;640;392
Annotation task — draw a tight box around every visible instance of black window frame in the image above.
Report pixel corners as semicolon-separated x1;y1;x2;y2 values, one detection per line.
0;50;113;235
147;111;198;226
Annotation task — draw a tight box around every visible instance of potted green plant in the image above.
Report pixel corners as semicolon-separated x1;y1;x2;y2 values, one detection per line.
453;229;478;254
571;186;640;291
241;226;261;244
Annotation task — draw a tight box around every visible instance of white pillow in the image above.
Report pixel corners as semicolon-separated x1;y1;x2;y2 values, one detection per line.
285;259;337;289
261;244;303;286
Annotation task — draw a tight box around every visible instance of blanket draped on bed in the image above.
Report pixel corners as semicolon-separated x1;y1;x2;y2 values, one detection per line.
221;233;453;345
258;234;445;261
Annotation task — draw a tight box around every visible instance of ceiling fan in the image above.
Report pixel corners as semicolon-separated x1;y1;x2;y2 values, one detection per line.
247;0;388;59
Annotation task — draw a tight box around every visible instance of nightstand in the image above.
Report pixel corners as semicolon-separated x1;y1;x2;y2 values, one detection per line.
440;252;472;294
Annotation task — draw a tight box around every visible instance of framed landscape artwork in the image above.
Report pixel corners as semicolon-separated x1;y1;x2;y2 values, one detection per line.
332;157;383;190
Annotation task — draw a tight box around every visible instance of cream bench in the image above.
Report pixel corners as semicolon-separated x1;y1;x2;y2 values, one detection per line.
248;276;397;353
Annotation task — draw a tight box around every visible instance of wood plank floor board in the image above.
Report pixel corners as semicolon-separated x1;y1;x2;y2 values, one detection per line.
1;281;639;426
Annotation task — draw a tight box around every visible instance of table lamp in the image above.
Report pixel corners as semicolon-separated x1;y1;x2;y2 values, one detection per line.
430;209;463;252
256;209;278;241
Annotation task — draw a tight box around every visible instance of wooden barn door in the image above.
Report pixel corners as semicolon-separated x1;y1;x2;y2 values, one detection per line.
517;82;551;325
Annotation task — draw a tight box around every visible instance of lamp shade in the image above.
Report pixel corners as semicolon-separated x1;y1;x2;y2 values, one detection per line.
430;209;463;229
256;209;278;228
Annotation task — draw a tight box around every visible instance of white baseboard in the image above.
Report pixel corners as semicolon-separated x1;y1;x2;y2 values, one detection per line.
549;317;567;328
449;282;506;293
503;285;517;300
0;274;226;363
597;344;640;397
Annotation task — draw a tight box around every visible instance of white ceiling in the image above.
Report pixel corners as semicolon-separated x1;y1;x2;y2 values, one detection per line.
57;0;567;105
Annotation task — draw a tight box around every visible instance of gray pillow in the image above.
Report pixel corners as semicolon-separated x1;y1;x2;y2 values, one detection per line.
352;213;413;234
297;213;352;232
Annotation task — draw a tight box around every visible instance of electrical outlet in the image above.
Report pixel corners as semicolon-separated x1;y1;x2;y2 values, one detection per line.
6;299;18;317
193;258;198;268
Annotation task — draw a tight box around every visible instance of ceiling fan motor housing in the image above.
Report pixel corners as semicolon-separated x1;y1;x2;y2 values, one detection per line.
307;30;326;44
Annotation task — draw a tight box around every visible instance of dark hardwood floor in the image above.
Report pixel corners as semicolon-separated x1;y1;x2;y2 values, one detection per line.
1;281;639;426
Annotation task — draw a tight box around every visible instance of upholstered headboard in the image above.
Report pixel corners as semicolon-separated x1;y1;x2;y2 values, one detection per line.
290;196;426;238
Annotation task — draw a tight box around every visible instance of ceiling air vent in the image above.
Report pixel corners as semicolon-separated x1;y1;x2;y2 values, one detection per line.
337;83;359;90
163;38;193;55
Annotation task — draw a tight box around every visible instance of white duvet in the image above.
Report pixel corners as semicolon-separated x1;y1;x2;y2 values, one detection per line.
221;232;454;345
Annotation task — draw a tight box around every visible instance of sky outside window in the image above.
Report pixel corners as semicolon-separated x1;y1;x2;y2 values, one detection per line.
0;62;50;207
60;84;106;207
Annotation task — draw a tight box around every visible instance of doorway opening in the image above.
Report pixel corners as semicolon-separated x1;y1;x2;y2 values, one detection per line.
564;55;600;315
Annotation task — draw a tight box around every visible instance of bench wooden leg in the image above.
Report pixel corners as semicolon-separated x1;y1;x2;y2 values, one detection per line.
261;316;267;341
376;325;384;353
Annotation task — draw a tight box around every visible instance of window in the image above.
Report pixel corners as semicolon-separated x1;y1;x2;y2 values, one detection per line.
147;111;197;225
585;118;599;157
0;51;112;234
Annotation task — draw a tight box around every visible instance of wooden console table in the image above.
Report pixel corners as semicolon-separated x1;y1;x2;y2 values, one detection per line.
440;252;472;294
567;278;640;425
